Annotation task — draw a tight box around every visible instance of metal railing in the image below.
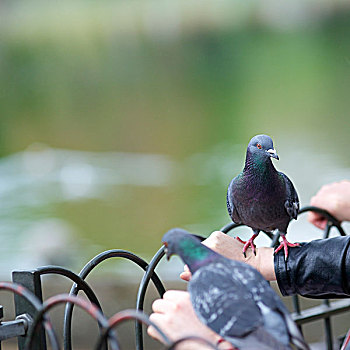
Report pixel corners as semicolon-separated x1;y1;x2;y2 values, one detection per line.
0;206;348;350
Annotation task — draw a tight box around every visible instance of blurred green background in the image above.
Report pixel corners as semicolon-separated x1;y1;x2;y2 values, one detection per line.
1;1;350;349
0;0;350;272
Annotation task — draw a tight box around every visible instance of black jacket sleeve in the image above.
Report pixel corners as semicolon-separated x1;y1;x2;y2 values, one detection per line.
274;236;350;298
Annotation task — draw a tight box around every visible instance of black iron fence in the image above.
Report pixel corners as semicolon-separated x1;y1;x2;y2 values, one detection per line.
0;206;349;350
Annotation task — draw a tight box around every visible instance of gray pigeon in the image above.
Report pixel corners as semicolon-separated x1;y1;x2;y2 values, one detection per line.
162;228;309;350
227;134;299;258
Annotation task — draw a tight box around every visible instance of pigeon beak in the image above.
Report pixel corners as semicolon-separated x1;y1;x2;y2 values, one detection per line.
267;149;279;160
163;243;170;260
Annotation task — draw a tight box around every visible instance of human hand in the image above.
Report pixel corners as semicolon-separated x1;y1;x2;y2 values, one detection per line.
180;231;276;282
180;231;246;281
147;290;223;350
308;180;350;229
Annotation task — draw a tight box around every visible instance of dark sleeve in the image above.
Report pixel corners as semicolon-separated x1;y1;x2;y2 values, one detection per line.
274;236;350;298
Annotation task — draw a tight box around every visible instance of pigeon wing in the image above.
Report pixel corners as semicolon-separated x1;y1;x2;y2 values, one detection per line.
189;260;309;350
279;172;299;220
227;177;242;223
189;262;262;338
240;262;310;350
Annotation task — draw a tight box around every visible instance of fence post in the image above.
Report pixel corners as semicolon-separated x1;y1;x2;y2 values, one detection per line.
12;270;47;350
0;305;3;350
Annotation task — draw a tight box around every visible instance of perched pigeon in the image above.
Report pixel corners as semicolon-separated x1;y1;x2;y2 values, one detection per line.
227;134;299;259
162;228;309;350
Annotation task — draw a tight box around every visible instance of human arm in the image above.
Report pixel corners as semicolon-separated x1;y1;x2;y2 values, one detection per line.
275;235;350;298
180;231;276;281
308;180;350;229
181;231;350;298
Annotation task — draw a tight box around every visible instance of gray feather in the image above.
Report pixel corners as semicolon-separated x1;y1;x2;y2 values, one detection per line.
189;260;309;350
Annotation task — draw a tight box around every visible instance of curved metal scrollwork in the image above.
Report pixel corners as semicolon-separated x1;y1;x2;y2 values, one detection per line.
0;206;347;350
0;282;59;350
63;249;166;350
94;309;171;350
26;294;119;350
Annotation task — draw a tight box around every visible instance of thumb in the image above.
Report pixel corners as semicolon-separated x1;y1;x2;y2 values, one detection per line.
180;265;192;281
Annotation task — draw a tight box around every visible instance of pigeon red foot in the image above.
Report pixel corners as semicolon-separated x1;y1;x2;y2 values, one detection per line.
236;233;259;257
274;235;300;259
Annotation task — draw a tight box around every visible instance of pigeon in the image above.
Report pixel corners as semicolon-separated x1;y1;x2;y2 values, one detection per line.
162;228;309;350
226;134;299;259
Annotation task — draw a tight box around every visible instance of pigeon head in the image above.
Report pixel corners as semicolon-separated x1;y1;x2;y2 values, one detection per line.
162;228;202;260
247;134;279;161
162;228;217;272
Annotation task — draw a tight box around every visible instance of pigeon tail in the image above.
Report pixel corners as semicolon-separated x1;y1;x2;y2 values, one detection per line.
283;312;310;350
225;325;292;350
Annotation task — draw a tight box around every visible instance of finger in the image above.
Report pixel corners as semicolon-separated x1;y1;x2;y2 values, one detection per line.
314;218;327;230
307;211;318;223
308;212;327;229
308;211;323;223
180;265;191;280
147;325;159;340
152;298;173;313
163;290;189;301
180;271;191;281
147;314;167;341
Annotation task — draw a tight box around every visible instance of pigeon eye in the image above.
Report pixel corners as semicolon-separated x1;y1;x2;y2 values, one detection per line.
257;143;262;149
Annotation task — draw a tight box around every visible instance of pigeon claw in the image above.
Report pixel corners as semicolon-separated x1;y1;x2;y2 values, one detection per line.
236;237;246;244
236;234;258;258
274;236;300;260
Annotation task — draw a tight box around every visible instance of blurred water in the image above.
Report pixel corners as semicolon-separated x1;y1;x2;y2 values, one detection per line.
0;140;349;280
0;0;350;281
0;144;178;278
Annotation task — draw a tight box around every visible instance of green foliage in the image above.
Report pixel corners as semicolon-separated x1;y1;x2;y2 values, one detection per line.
0;2;350;255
